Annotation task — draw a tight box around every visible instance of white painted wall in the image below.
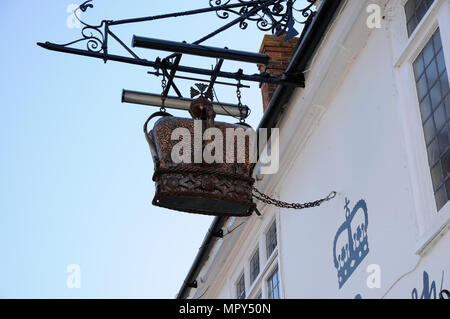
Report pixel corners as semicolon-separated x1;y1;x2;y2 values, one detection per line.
279;5;419;298
188;0;450;299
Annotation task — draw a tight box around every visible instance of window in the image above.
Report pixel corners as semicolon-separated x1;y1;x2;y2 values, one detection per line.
243;217;282;299
392;0;449;251
236;273;245;299
250;249;260;284
405;0;435;36
267;268;280;299
265;221;277;258
413;29;450;210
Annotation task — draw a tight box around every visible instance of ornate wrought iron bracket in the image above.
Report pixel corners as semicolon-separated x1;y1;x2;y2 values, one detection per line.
38;0;315;110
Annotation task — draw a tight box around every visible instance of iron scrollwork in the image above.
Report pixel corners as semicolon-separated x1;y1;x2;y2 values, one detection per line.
38;0;310;90
210;0;316;39
57;0;107;53
48;0;317;53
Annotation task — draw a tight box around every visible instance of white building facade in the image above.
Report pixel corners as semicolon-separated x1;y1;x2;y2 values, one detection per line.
179;0;450;299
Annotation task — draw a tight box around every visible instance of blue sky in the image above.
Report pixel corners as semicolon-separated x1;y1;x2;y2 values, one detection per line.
0;0;271;298
0;0;309;298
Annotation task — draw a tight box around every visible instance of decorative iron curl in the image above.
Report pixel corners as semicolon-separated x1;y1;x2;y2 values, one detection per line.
79;0;94;12
238;4;272;31
54;0;107;53
210;0;232;19
211;0;268;29
292;0;316;23
209;0;317;39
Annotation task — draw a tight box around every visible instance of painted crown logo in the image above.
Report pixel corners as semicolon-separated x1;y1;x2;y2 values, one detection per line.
333;198;369;288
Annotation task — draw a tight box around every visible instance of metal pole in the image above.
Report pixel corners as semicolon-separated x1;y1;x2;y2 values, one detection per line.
132;36;270;65
208;59;224;92
122;90;249;118
146;72;251;88
37;42;305;87
109;0;266;26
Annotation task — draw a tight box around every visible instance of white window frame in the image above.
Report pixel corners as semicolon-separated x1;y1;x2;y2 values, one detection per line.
245;215;283;299
391;0;450;254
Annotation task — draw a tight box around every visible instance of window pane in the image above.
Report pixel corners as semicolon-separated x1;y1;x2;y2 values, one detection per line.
414;55;425;79
445;178;450;200
446;92;450;110
407;20;417;37
433;31;442;52
414;30;449;210
236;274;245;299
404;0;435;37
441;73;449;95
416;74;429;101
250;250;260;284
268;268;280;299
423;40;435;67
434;103;446;131
423;117;436;144
437;51;446;75
430;82;443;109
435;186;447;210
404;0;415;18
425;60;439;88
442;149;450;178
431;162;443;190
416;2;428;25
266;222;277;258
428;138;440;165
420;95;433;120
438;124;449;155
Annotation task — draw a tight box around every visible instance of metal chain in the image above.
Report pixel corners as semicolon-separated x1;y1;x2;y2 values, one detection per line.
236;80;245;123
252;187;337;210
160;72;167;113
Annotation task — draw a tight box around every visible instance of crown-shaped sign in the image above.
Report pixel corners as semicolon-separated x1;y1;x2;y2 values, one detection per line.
333;198;369;288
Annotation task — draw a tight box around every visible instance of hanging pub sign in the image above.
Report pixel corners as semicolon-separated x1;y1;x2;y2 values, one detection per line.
144;84;336;216
37;1;337;217
144;84;257;216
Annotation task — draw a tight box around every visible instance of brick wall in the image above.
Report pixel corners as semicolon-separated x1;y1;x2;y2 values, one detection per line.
258;34;300;111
